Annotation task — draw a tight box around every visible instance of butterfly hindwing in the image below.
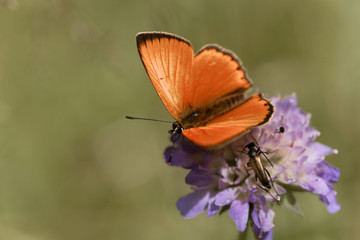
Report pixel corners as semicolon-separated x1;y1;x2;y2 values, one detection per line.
182;94;274;147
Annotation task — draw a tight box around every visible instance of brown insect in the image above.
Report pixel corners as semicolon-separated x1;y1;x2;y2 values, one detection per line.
243;142;280;202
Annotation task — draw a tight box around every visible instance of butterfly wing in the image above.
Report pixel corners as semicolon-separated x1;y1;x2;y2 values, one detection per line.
182;94;274;147
180;45;251;118
137;32;273;147
136;32;194;120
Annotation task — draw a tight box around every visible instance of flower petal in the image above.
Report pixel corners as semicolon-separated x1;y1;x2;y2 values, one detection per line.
229;200;249;232
316;161;340;183
176;189;210;218
252;203;275;232
302;176;331;195
253;224;273;240
207;193;220;216
215;188;238;206
164;146;199;168
306;142;337;165
319;190;341;214
185;168;216;187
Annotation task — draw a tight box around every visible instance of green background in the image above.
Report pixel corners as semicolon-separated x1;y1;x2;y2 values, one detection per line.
0;0;357;239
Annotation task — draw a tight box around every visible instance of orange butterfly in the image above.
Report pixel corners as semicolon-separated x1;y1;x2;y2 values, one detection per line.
136;32;274;148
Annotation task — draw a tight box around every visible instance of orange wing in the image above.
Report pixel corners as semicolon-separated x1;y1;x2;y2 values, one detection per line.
137;32;274;148
136;32;194;120
183;45;251;113
182;94;274;147
137;33;252;120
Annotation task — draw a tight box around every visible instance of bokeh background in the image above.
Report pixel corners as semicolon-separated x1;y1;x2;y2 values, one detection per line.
0;0;358;239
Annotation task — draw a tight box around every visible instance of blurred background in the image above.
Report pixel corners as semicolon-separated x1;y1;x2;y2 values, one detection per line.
0;0;357;239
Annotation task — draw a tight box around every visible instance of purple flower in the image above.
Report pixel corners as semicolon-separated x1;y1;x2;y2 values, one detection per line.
165;94;340;239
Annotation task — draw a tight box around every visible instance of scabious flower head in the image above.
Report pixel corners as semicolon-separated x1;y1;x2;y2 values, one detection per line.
164;94;340;239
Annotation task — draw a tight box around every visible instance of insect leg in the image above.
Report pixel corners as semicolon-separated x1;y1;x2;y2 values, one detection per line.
260;151;274;167
256;182;280;204
264;167;280;202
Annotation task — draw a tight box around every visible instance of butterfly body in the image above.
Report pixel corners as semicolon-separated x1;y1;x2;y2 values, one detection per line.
180;88;247;129
136;32;274;147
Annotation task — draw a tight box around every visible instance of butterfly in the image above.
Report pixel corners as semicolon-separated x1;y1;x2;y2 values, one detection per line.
136;32;274;148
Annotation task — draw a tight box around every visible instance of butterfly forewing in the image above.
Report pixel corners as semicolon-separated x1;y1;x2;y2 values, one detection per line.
136;32;193;120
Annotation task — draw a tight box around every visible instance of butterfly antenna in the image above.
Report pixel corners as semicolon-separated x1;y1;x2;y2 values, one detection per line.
125;115;173;124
